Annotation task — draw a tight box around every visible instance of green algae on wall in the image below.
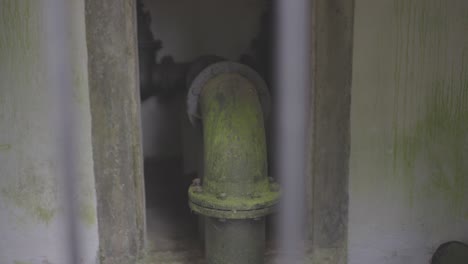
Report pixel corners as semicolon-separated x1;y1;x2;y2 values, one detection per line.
79;194;97;227
14;261;31;264
0;0;97;228
0;0;42;92
389;0;468;215
0;144;11;150
1;0;99;262
349;0;468;262
0;1;36;60
1;0;54;228
1;173;57;225
394;84;468;213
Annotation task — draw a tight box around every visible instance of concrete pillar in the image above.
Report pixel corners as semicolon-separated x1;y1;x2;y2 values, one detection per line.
307;0;354;263
85;0;146;263
0;1;99;263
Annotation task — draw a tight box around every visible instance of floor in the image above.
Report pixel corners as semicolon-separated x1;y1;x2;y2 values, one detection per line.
143;157;281;263
144;158;202;260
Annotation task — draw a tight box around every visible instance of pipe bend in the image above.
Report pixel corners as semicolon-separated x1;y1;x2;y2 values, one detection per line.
187;62;279;220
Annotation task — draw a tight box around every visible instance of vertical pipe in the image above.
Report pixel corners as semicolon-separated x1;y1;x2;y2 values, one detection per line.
205;218;266;264
187;62;279;264
275;0;311;262
200;73;267;264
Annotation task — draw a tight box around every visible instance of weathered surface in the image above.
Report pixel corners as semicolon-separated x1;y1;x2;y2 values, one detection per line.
189;72;278;218
85;0;146;263
349;0;468;263
0;1;99;263
191;72;274;263
308;0;354;263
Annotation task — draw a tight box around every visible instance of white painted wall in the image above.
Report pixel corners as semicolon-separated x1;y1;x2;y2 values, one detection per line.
140;0;265;172
0;1;99;263
349;0;468;263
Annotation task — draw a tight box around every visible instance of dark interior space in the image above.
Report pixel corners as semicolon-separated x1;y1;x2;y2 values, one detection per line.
137;0;276;260
144;158;199;252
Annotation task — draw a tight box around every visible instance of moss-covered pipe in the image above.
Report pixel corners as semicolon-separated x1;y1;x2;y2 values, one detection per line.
202;72;270;202
187;62;279;264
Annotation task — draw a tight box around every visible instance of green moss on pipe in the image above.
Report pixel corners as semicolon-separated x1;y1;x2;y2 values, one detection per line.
188;72;279;219
187;71;277;264
201;73;269;197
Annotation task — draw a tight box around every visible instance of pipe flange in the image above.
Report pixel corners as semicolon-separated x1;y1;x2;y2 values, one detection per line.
187;61;271;125
189;202;277;220
188;181;280;219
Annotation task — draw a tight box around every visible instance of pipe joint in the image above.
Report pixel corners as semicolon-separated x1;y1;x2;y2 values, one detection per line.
188;179;280;219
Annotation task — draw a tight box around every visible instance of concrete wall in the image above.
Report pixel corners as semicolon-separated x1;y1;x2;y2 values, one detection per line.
349;0;468;263
0;1;98;263
140;0;266;170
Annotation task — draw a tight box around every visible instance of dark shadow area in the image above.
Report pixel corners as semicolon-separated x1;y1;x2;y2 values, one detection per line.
144;157;200;252
137;0;277;261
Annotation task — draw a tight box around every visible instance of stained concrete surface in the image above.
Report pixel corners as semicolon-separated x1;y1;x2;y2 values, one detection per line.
85;0;145;262
0;1;99;263
349;0;468;263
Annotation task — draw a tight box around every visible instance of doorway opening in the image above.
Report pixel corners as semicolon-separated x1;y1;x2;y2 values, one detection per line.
137;0;276;261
